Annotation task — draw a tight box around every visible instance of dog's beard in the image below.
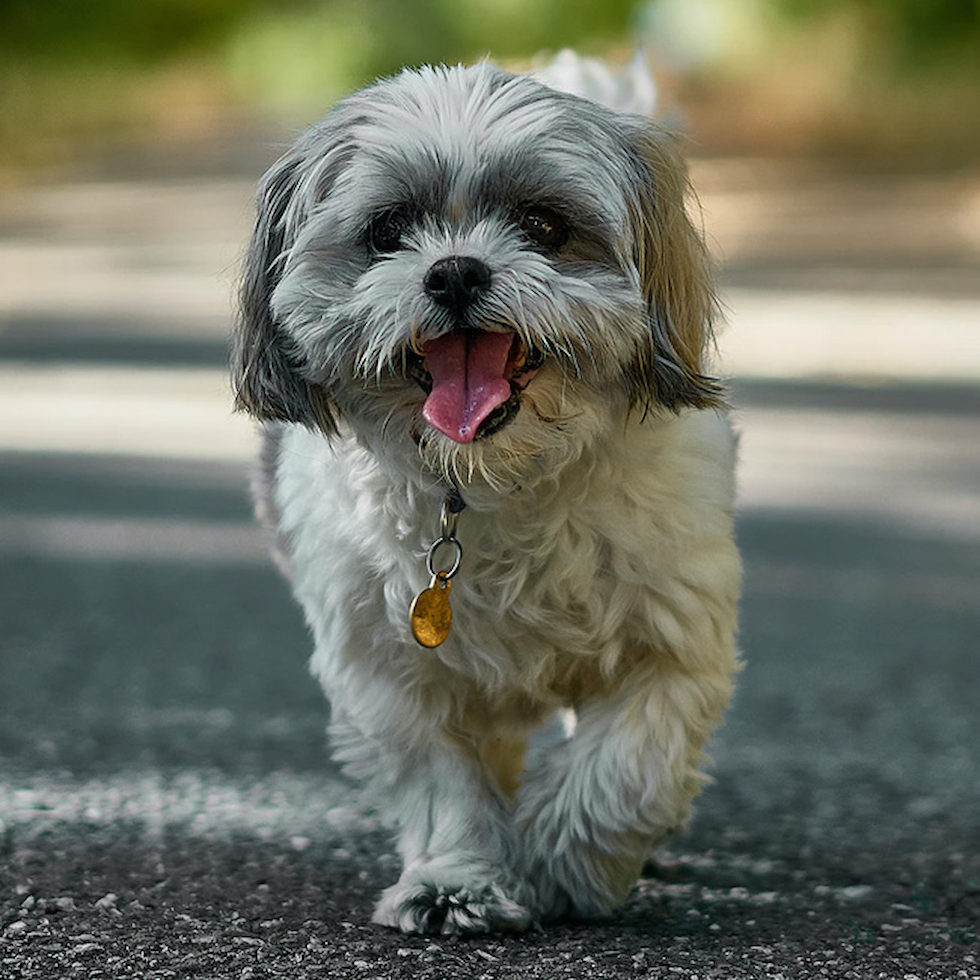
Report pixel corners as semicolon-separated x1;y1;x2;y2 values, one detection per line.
328;339;621;497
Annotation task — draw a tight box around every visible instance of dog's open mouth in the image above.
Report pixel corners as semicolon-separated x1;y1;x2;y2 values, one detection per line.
407;331;544;444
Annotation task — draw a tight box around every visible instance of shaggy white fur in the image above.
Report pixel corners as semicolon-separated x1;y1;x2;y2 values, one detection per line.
233;58;741;934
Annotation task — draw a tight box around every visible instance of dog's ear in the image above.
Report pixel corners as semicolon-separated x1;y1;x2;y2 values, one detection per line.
232;149;338;434
625;123;724;412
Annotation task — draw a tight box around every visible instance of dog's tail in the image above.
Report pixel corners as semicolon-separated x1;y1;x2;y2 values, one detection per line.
531;49;658;118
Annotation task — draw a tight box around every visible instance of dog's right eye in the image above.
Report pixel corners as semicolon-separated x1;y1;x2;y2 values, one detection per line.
367;209;410;254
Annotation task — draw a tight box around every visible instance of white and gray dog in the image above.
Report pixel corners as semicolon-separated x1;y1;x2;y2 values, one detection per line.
232;57;740;934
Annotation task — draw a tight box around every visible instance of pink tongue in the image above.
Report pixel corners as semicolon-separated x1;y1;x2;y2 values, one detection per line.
421;331;515;444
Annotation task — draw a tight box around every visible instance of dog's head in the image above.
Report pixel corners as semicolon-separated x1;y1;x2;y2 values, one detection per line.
232;62;720;489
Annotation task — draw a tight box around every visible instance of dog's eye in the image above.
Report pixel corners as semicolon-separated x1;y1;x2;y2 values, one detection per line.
368;209;410;254
519;206;568;250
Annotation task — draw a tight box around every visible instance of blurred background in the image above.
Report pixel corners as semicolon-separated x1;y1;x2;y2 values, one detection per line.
3;0;980;168
1;0;978;970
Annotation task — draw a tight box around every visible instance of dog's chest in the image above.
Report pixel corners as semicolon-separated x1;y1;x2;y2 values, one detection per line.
440;499;662;674
274;413;735;694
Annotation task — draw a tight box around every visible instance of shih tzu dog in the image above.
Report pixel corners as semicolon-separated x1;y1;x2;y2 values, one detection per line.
232;56;741;934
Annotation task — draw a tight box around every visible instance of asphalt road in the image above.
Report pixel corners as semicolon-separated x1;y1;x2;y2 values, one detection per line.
1;147;979;978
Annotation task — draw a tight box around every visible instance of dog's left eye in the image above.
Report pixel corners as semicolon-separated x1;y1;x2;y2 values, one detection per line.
368;209;410;254
519;206;568;250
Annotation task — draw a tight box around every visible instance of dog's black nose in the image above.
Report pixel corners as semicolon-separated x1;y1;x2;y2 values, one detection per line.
424;256;492;314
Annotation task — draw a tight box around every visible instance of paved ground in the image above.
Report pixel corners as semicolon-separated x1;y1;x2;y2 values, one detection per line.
1;142;979;978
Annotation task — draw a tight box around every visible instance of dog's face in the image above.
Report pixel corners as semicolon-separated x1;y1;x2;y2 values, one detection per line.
233;63;719;488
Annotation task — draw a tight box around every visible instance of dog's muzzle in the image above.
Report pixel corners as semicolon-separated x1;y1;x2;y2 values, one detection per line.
403;254;544;443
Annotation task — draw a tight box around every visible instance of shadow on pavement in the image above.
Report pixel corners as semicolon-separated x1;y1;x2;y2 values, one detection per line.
0;313;229;368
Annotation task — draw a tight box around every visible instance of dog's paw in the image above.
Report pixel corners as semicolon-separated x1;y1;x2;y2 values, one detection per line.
372;877;532;935
529;863;613;923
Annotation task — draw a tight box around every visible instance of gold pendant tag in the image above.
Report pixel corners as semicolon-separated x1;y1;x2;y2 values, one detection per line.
410;571;452;648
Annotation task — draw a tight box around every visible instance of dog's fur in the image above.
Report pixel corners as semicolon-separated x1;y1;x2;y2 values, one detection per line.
232;60;741;934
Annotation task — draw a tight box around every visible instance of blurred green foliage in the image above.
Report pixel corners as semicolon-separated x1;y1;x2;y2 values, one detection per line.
0;0;639;166
3;0;975;77
0;0;636;71
742;0;980;162
1;0;979;167
0;0;258;63
223;0;639;109
768;0;980;75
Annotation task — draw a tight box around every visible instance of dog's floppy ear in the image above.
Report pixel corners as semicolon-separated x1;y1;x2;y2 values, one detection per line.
625;123;724;412
232;149;338;433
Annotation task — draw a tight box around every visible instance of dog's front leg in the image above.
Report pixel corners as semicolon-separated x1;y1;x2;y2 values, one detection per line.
328;697;532;934
516;657;734;921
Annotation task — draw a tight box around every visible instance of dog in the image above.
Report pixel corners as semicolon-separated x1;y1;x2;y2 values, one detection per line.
232;56;741;934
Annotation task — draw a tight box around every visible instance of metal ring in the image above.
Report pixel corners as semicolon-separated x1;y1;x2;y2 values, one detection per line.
426;535;463;579
439;501;459;542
